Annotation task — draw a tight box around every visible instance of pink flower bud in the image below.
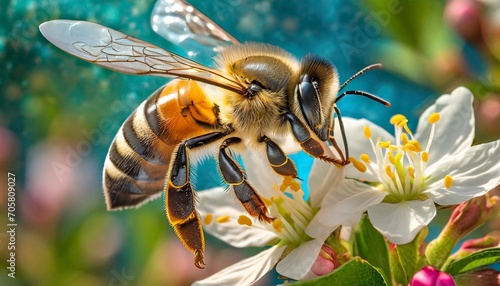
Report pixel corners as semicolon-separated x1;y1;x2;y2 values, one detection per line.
310;245;337;276
410;266;455;286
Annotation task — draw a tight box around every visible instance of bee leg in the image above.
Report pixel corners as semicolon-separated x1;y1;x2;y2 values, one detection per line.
285;112;348;167
329;106;349;164
218;137;274;223
258;135;298;178
166;131;228;269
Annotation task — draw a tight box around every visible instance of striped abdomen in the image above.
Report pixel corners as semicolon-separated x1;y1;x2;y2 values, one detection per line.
103;79;218;209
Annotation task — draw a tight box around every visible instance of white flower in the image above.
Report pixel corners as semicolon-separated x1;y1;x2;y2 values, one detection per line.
315;87;500;244
193;151;344;285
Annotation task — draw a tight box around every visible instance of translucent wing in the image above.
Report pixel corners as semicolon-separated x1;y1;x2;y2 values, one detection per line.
151;0;239;60
39;20;245;94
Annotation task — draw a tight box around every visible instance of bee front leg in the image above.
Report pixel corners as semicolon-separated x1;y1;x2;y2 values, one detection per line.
166;131;228;269
285;112;348;166
218;137;274;223
258;135;298;178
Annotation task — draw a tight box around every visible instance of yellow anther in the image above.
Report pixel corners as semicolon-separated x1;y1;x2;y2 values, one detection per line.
272;219;283;233
216;215;230;223
405;140;422;152
350;157;367;173
400;133;409;144
390;114;407;125
360;153;371;163
379;140;391;148
385;165;395;179
388;151;395;164
283;176;292;185
261;196;272;206
279;184;288;192
421;151;429;163
407;166;415;178
204;214;213;225
444;175;453;188
363;126;371;139
237;215;253;227
428;113;440;124
290;181;301;191
394;152;403;163
403;123;413;136
388;145;399;151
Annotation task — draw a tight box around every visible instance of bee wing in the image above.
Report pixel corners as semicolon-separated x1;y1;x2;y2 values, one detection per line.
151;0;239;60
39;20;245;94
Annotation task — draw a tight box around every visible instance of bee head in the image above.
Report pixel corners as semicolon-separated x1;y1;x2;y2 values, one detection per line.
295;55;339;141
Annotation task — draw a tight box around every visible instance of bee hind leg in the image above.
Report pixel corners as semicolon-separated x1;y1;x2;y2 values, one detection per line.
166;131;228;269
218;137;274;223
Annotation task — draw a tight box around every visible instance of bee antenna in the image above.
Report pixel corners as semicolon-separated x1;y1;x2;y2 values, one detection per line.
338;63;382;92
336;90;391;106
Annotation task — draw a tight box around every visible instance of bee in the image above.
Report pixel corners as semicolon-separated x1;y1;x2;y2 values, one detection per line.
39;0;389;269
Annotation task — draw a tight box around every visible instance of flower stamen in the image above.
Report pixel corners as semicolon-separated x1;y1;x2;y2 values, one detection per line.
238;215;253;226
216;215;230;223
444;175;453;188
204;213;213;225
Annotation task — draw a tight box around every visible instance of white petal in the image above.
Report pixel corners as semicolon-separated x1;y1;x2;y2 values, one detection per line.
307;180;386;238
275;236;328;280
424;140;500;205
308;159;345;208
338;118;395;181
367;199;436;244
240;149;283;199
415;87;475;166
198;188;278;247
193;245;286;286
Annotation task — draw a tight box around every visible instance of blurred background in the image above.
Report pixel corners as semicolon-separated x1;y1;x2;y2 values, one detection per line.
1;0;499;285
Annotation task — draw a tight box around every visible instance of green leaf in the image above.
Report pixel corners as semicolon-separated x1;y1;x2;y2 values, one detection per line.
352;215;392;284
444;247;500;275
290;257;388;286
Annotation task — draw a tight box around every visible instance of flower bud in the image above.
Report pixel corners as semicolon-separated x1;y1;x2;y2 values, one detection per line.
426;195;499;268
410;266;455;286
311;245;337;276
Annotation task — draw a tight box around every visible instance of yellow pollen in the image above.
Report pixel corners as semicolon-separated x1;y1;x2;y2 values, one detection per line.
379;141;391;148
216;215;230;223
204;214;213;225
261;196;272;206
390;114;407;125
398;120;409;129
283;176;293;185
388;151;395;164
350;157;367;173
444;175;453;188
407;166;415;178
401;133;409;144
237;215;253;227
428;113;440;124
405;140;422;152
279;184;288;192
290;180;301;191
421;151;429;163
385;165;395;179
363;126;371;139
360;153;371;163
272;219;283;233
